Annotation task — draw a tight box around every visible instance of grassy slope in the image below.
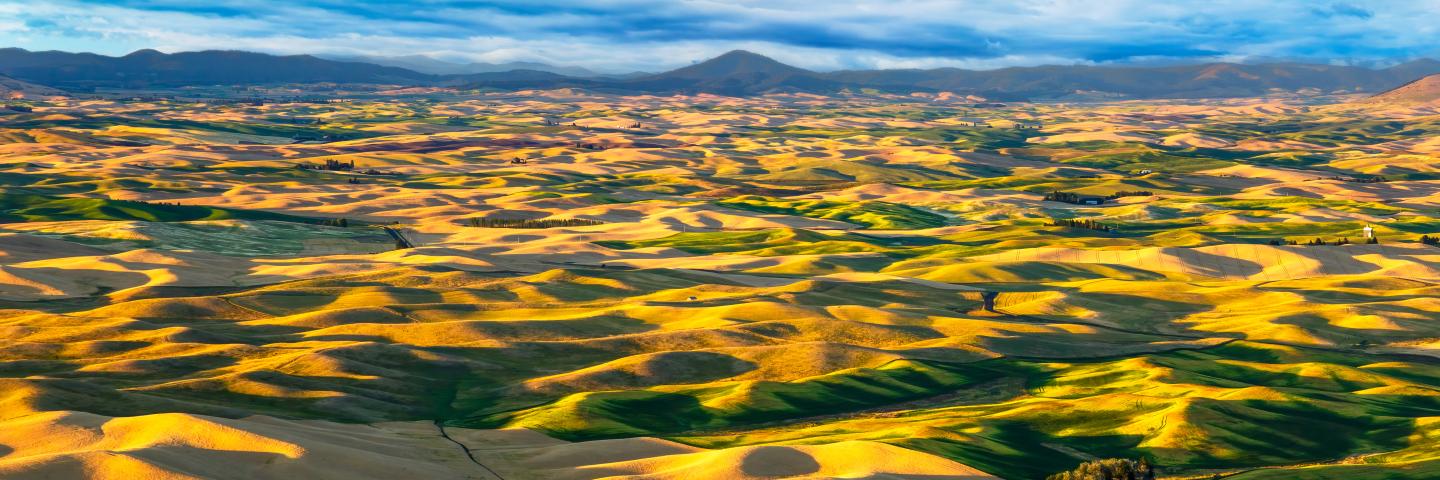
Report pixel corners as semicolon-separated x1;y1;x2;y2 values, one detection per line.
0;193;327;224
716;195;948;229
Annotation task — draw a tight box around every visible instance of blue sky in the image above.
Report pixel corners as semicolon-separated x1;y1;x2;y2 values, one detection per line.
1;1;1437;72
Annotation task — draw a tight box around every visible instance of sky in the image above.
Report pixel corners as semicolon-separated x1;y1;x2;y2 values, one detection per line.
1;1;1438;73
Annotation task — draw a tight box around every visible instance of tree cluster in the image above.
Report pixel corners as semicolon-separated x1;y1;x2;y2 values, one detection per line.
319;218;350;227
1044;191;1094;204
1304;237;1351;246
1048;218;1115;232
466;218;604;229
1042;190;1150;205
1046;458;1156;480
1328;175;1387;183
1273;236;1380;245
199;98;265;106
1421;235;1440;246
296;159;354;171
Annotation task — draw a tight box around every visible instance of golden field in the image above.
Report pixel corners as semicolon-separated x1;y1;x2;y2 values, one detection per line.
1;88;1440;479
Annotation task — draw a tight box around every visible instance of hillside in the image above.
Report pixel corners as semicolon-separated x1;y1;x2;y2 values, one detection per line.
1359;73;1440;105
0;74;65;99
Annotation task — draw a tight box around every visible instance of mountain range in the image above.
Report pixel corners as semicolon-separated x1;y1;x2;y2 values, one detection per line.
0;48;430;88
3;47;1439;100
318;54;610;78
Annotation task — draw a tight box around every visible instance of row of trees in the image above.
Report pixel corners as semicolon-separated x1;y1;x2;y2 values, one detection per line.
1043;191;1096;204
1328;175;1387;183
1048;218;1115;233
294;160;396;176
296;159;354;171
541;119;645;129
1042;191;1154;205
466;218;604;229
1422;235;1440;246
1269;237;1378;246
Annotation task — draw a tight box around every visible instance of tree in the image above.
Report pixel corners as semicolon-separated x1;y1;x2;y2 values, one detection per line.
1046;458;1156;480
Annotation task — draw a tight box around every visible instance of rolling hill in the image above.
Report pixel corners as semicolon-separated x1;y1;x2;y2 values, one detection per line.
0;74;65;99
1358;73;1440;105
5;79;1440;479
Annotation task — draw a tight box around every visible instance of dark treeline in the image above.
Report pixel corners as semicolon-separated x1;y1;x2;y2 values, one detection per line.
1048;218;1115;232
1044;191;1091;204
194;97;348;106
1421;235;1440;246
296;159;354;171
295;159;396;176
1271;237;1377;246
1328;175;1387;183
1043;190;1153;205
467;218;604;229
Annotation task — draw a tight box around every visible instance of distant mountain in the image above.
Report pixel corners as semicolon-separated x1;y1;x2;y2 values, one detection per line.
592;51;1440;99
611;50;842;96
4;47;1439;100
1358;73;1440;105
654;50;812;79
1383;59;1440;83
824;61;1440;99
323;54;603;78
0;48;434;89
